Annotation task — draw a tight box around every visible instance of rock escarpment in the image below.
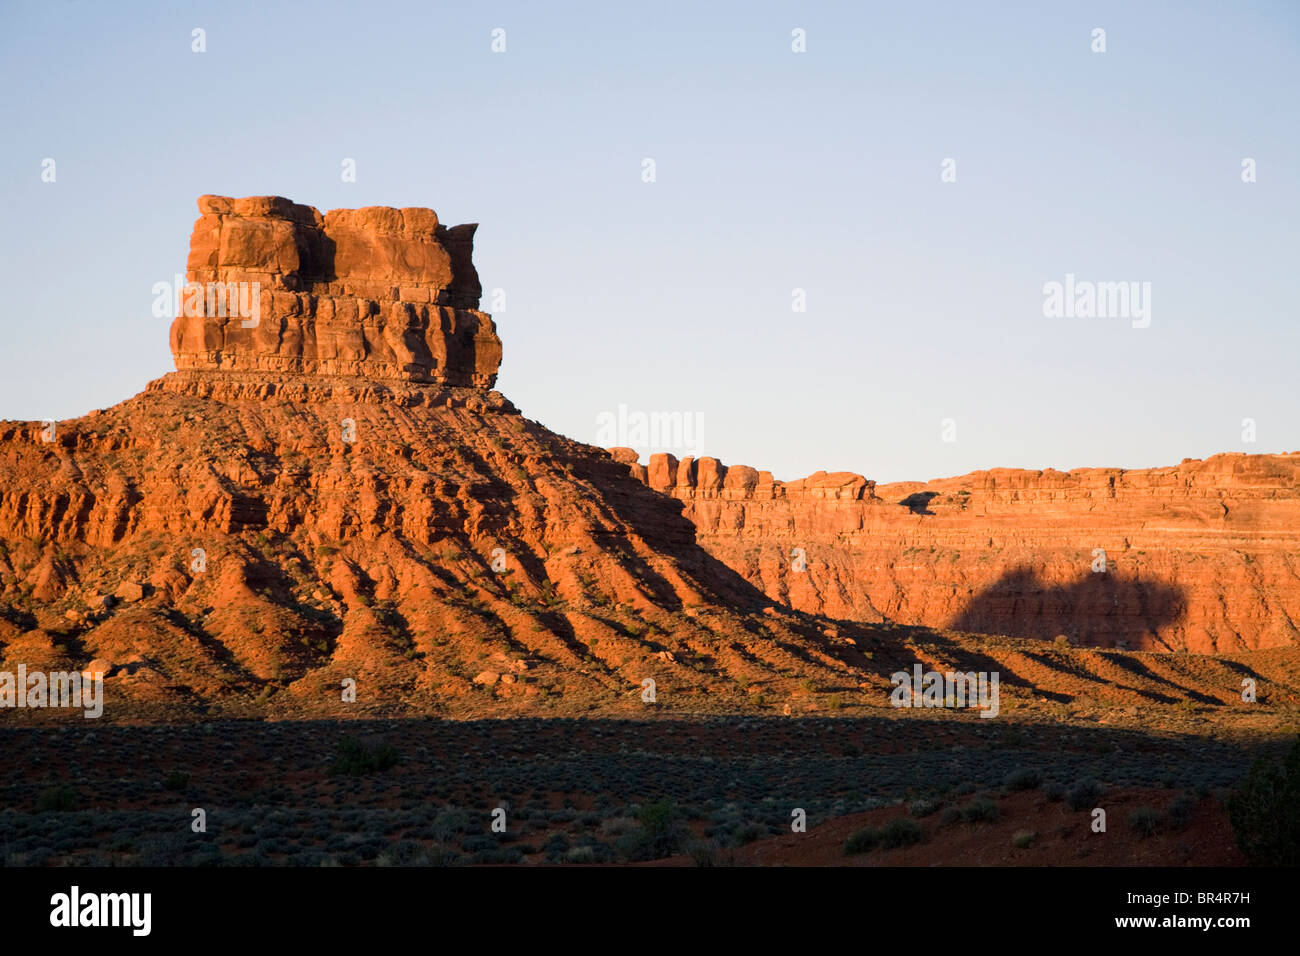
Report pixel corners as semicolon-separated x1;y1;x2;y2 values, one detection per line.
619;451;1300;653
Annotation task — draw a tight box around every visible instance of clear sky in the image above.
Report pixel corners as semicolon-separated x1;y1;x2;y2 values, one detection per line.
1;0;1296;482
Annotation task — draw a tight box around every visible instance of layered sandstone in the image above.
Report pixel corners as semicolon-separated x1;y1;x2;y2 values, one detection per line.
0;196;883;720
618;451;1300;654
2;195;1298;724
169;195;501;387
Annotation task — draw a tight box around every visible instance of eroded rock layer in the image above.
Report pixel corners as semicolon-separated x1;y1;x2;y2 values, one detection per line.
169;195;501;387
1;195;1297;724
619;451;1300;653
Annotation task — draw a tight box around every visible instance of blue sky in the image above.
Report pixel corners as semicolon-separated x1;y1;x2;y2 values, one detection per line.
1;0;1296;482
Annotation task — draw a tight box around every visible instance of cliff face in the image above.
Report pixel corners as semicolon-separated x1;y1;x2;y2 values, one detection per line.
620;451;1300;653
170;195;500;387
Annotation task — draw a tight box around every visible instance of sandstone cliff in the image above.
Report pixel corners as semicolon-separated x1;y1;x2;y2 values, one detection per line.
618;451;1300;653
170;195;500;387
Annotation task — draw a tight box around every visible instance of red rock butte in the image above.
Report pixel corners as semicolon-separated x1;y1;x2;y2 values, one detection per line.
169;195;501;387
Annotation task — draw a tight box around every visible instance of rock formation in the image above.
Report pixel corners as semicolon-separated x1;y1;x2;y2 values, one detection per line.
617;451;1300;653
170;195;501;387
0;197;882;720
1;195;1296;724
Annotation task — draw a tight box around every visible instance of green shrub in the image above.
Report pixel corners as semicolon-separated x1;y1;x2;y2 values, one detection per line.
688;843;718;867
329;737;401;776
908;798;940;818
844;827;879;855
1043;781;1067;802
1163;793;1196;832
961;797;1000;823
616;799;686;861
1067;779;1103;811
1012;829;1037;848
877;817;924;849
164;771;190;791
1004;768;1043;791
845;817;924;855
1227;735;1300;866
36;786;77;813
1128;806;1161;838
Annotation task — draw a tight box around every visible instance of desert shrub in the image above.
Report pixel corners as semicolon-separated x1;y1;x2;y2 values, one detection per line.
844;817;923;855
36;786;77;813
688;842;718;867
475;842;525;868
460;835;497;854
908;797;940;818
425;844;462;867
542;833;570;859
939;807;962;826
1163;793;1196;832
1012;829;1037;848
329;737;401;776
432;809;472;841
1128;806;1161;838
379;840;426;866
1043;781;1067;802
616;799;686;861
877;817;924;849
1227;735;1300;866
1004;768;1043;791
961;797;1000;823
844;827;879;855
164;771;190;791
1067;779;1103;811
599;815;638;837
730;823;764;847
